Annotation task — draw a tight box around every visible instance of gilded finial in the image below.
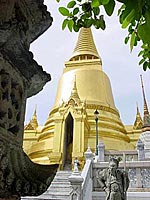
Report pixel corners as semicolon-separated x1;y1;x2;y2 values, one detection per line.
136;102;139;114
70;76;79;99
32;105;37;119
69;28;100;61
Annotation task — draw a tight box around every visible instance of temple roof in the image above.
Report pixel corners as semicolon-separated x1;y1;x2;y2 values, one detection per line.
24;108;38;130
69;28;101;61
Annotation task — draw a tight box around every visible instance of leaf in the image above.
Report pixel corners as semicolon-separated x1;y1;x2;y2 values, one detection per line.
124;36;129;44
73;23;79;32
72;16;78;22
138;22;150;44
77;19;84;28
143;61;148;71
73;7;79;15
93;19;100;29
138;50;144;57
100;0;110;5
86;11;92;17
141;43;148;49
118;4;125;16
82;2;91;12
128;25;134;34
81;11;92;20
91;0;100;8
93;15;106;30
104;0;115;16
130;31;136;51
81;13;88;20
93;7;100;15
68;19;74;32
121;9;136;29
84;18;93;28
139;58;145;65
119;0;136;24
59;7;70;16
67;1;76;8
99;15;106;30
62;19;68;30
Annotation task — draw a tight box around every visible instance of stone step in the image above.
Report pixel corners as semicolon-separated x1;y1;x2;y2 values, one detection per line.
21;170;73;200
50;181;70;186
40;190;71;195
55;171;72;176
39;170;72;199
44;187;71;194
39;194;69;200
52;178;71;182
92;191;150;200
51;184;70;188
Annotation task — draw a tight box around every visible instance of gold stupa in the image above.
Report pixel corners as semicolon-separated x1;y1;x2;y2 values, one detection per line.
24;28;142;169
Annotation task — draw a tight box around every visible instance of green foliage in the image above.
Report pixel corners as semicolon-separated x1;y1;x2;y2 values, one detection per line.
59;7;70;16
57;0;116;32
67;1;76;8
92;0;101;8
104;0;115;16
56;0;150;71
118;0;150;71
138;44;150;71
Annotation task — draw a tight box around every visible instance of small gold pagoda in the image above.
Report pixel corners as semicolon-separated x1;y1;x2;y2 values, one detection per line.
23;28;143;169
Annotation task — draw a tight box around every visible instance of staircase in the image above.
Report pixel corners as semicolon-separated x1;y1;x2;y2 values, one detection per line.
40;170;72;199
22;170;72;200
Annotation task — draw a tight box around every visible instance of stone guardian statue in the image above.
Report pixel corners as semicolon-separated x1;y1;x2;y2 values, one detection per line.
97;157;129;200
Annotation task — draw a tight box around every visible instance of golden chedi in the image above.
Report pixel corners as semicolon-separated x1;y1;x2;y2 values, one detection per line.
24;28;142;169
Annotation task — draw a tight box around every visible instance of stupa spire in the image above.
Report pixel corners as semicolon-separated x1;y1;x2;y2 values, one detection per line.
69;28;100;61
140;75;150;127
30;106;38;129
133;102;143;130
24;107;38;130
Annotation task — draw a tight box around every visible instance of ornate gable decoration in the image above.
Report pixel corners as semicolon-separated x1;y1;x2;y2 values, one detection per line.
24;122;34;130
133;105;143;130
65;78;81;108
133;118;143;130
58;79;87;117
24;108;38;130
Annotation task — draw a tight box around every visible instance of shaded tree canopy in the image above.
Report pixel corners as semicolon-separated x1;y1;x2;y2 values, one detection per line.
56;0;150;71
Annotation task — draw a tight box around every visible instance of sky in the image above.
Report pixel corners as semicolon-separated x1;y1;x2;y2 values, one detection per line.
25;0;150;126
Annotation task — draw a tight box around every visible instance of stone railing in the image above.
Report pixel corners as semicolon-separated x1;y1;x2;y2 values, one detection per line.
81;148;93;200
98;140;144;162
68;147;94;200
104;150;138;162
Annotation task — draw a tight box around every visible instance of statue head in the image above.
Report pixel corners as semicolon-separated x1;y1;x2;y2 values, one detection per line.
109;157;119;172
